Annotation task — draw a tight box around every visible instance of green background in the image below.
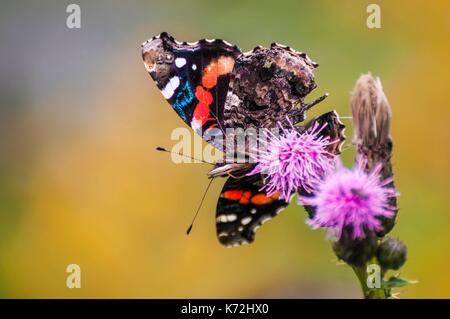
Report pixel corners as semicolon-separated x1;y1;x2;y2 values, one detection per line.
0;0;449;298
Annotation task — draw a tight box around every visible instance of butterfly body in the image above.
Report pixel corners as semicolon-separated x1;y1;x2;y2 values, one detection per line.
142;32;345;246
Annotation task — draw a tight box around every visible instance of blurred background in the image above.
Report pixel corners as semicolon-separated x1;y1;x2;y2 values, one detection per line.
0;0;449;298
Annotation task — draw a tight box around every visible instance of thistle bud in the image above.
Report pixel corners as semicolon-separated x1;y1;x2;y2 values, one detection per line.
332;227;377;266
351;73;398;236
351;73;392;150
377;238;407;270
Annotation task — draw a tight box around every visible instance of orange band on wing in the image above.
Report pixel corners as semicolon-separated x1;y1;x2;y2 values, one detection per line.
223;190;243;201
250;192;281;205
223;190;252;204
202;63;218;89
195;86;213;104
239;191;251;204
191;56;234;129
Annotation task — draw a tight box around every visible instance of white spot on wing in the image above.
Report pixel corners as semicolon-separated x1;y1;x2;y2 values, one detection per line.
217;215;227;223
175;58;186;68
241;217;252;225
161;76;180;99
192;64;197;70
216;214;238;223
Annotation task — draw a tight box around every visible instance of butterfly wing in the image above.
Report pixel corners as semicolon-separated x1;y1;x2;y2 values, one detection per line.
223;43;319;130
142;32;241;141
216;174;288;246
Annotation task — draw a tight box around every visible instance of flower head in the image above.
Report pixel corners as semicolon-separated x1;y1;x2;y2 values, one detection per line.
248;121;336;202
301;156;397;240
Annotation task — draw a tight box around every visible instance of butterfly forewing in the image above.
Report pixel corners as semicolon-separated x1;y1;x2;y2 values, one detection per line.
142;33;241;140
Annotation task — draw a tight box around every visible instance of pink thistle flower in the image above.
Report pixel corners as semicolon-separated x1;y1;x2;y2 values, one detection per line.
301;156;398;240
248;121;337;202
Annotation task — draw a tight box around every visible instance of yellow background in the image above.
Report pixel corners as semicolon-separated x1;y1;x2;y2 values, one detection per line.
0;0;449;298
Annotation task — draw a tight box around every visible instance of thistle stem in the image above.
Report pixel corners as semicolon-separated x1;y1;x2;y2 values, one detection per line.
351;259;388;299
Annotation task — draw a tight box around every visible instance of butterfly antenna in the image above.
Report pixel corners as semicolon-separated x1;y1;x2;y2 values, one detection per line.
155;147;214;165
186;177;215;235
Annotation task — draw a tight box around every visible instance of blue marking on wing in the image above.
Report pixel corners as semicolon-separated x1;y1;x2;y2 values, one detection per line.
172;81;195;121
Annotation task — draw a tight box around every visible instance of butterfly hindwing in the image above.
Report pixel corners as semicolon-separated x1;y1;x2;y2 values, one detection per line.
216;174;288;246
142;32;241;138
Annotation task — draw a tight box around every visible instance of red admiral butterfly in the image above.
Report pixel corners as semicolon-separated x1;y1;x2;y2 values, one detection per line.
142;32;345;246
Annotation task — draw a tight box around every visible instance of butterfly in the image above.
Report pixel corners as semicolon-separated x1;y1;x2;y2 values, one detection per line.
142;32;345;246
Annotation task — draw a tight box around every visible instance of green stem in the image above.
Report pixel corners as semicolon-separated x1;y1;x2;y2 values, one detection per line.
351;259;388;299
